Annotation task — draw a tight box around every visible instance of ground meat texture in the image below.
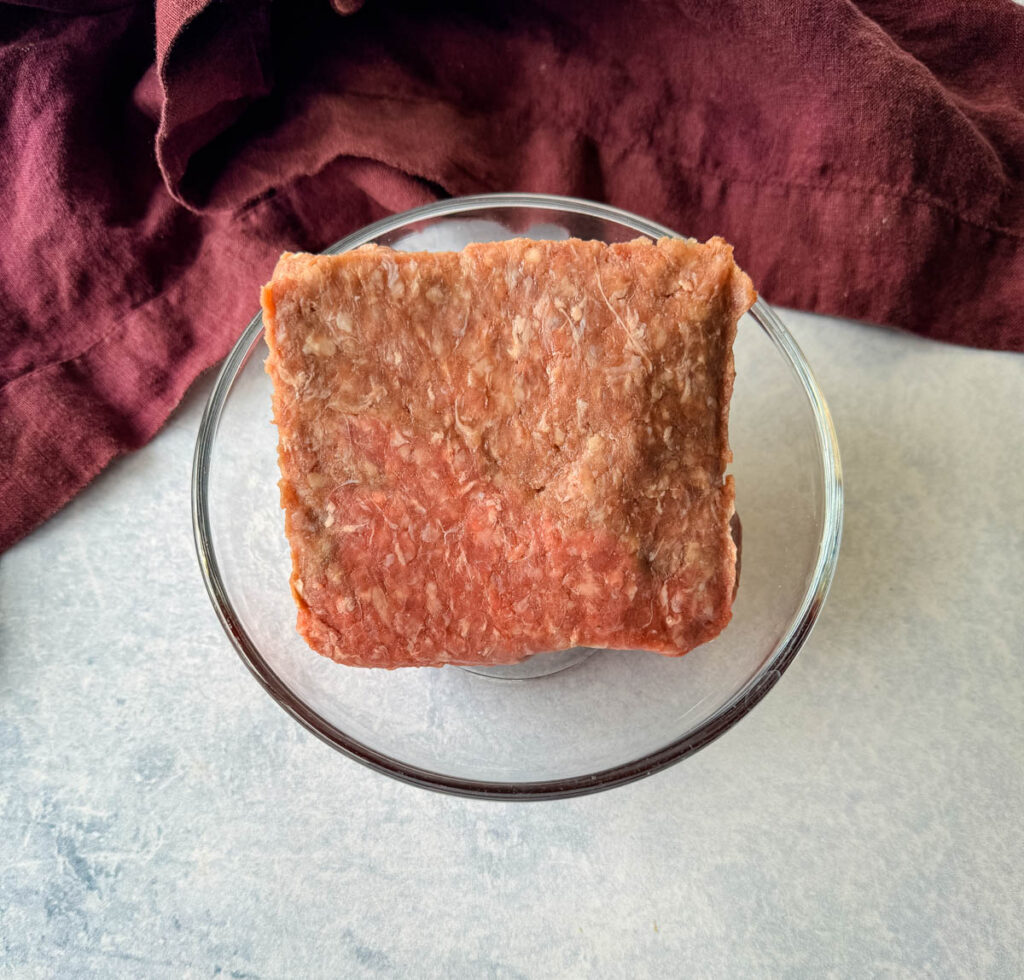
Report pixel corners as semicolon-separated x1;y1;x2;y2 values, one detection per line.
262;236;755;668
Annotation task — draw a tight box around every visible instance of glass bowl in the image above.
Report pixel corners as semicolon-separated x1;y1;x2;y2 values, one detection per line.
192;193;843;799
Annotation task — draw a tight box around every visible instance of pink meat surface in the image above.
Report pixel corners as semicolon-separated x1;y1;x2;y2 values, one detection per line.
262;237;755;667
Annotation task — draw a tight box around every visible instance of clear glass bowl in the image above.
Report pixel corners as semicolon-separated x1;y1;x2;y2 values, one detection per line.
192;193;843;799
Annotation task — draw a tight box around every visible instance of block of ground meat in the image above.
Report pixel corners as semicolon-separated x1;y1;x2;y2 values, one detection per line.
262;236;755;668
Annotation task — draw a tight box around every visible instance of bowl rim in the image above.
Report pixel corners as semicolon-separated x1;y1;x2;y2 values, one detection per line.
192;191;844;800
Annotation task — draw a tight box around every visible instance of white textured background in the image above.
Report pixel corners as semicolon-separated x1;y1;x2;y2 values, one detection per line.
2;311;1022;978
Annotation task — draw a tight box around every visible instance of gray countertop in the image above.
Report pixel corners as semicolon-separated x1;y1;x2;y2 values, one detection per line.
2;310;1022;978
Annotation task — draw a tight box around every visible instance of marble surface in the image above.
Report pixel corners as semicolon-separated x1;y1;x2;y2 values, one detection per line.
1;310;1022;978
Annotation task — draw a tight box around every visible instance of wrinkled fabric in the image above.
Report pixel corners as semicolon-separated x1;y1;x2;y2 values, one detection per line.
1;0;1023;551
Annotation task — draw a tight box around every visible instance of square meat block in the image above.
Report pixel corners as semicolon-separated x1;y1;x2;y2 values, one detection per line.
262;236;755;668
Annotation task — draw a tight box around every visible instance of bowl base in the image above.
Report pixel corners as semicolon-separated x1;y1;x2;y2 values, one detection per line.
457;647;595;680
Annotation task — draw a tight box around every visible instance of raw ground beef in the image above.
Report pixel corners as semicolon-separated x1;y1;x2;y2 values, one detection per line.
262;236;755;668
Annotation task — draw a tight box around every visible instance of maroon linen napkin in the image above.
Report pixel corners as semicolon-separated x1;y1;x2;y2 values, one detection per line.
2;0;1023;552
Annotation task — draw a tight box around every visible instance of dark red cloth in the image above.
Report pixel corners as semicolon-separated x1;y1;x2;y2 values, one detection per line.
2;1;1023;552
